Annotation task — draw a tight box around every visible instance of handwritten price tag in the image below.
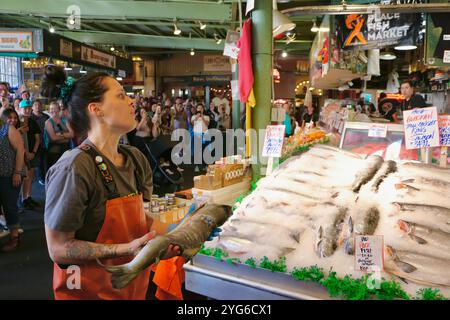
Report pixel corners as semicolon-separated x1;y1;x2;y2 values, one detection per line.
438;115;450;147
368;123;388;138
354;235;384;272
403;107;440;150
262;125;285;157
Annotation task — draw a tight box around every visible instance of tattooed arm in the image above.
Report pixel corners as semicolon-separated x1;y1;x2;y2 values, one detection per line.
45;225;155;265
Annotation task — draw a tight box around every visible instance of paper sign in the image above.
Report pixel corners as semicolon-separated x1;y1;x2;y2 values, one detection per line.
403;107;440;150
438;115;450;146
262;125;286;157
354;235;384;272
444;50;450;64
223;30;240;59
368;123;388;138
444;35;450;41
246;0;255;15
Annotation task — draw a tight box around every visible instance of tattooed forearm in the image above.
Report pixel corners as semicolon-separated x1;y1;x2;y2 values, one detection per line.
64;239;122;261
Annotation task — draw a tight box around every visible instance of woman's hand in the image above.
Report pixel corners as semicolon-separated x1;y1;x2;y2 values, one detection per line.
161;244;181;260
128;231;156;256
12;173;21;187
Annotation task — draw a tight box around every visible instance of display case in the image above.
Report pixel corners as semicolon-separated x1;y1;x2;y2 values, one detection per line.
339;121;450;165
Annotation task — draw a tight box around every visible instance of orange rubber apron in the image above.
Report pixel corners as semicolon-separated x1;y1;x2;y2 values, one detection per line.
53;145;151;300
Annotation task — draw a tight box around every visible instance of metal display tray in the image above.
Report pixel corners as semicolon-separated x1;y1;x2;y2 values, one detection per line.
184;254;334;300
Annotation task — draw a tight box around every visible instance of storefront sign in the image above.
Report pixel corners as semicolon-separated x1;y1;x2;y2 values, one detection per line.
438;115;450;146
262;125;285;158
192;75;231;84
368;123;388;138
404;107;440;150
0;31;33;52
337;12;420;51
60;39;73;58
354;235;384;272
204;55;230;72
81;46;116;68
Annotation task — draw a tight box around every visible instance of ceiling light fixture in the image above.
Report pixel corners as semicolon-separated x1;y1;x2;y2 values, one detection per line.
173;19;181;35
272;0;296;37
190;48;195;56
68;14;76;26
110;46;115;52
282;50;288;58
311;20;319;32
394;37;417;51
79;66;87;74
199;21;206;30
214;34;222;44
64;62;72;71
380;50;397;60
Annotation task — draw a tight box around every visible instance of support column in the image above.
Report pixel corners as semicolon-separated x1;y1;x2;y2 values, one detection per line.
251;0;273;177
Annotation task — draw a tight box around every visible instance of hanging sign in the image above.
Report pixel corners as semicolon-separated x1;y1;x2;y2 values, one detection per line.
203;55;230;72
0;31;33;52
368;123;388;138
60;39;73;58
81;46;116;68
246;0;255;16
262;125;285;158
354;235;384;272
223;30;240;59
404;107;440;150
438;115;450;146
337;12;420;51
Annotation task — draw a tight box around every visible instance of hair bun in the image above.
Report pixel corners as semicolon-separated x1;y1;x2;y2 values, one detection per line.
40;64;67;98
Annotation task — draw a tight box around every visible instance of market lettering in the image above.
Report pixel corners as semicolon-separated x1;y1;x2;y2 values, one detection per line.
177;305;211;318
1;37;18;43
367;26;409;41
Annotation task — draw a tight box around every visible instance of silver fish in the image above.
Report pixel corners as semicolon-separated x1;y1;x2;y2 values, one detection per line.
397;220;450;253
344;207;380;255
370;160;397;192
311;144;363;159
385;246;450;287
217;236;296;257
101;204;232;289
352;155;384;192
392;202;450;234
315;207;347;258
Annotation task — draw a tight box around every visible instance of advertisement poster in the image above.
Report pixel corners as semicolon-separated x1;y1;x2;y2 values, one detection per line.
0;31;33;52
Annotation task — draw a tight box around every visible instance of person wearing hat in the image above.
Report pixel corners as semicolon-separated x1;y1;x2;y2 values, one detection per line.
17;99;41;210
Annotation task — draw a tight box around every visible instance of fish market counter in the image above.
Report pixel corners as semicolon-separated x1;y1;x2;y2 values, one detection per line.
183;255;332;300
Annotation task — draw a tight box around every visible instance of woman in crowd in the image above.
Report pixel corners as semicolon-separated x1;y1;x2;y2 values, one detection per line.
40;64;181;300
44;101;73;170
0;113;25;252
217;104;231;131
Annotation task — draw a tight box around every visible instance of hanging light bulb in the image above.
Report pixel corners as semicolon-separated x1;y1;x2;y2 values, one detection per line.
173;21;181;35
49;23;55;33
110;46;115;51
190;48;195;56
199;21;206;30
311;20;319;32
214;34;222;44
281;51;288;58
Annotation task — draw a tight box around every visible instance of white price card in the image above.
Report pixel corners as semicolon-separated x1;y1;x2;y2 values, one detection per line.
444;50;450;64
354;235;384;272
368;123;388;138
403;107;440;150
262;125;285;158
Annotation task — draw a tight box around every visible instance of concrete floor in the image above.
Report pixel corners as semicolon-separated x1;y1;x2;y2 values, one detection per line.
0;164;207;300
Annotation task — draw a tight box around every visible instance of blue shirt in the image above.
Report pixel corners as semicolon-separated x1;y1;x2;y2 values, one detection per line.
283;112;292;136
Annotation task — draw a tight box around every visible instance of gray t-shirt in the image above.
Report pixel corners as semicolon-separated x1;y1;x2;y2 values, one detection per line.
44;140;153;242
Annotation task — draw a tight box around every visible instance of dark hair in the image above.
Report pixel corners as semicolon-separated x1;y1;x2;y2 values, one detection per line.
400;80;414;88
2;109;20;128
40;64;110;136
379;92;387;100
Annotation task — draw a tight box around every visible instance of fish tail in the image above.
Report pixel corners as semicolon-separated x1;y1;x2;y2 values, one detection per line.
104;264;140;289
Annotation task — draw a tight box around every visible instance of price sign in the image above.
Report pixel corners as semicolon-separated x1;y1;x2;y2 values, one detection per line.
354;235;384;272
262;125;285;158
403;107;440;150
438;115;450;146
368;123;388;138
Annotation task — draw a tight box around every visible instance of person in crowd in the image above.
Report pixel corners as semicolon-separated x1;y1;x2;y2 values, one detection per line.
161;105;173;135
31;100;49;185
44;101;73;170
212;91;230;115
217;104;231;131
40;64;182;300
0;112;25;251
302;104;319;127
282;102;294;137
400;80;427;111
191;103;210;170
0;97;11;118
13;98;21;111
21;90;31;101
0;82;10;98
173;100;187;130
381;101;399;123
205;103;218;130
17;100;41;210
2;109;20;129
